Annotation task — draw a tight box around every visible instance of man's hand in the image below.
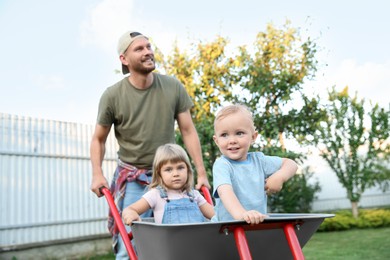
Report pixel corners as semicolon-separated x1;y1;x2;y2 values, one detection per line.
90;173;109;197
195;172;211;190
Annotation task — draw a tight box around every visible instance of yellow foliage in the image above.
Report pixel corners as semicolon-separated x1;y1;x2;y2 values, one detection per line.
340;86;349;97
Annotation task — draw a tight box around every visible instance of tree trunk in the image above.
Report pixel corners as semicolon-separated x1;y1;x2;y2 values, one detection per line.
278;132;285;151
351;201;359;218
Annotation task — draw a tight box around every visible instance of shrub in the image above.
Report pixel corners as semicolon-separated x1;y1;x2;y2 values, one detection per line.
318;214;356;231
318;208;390;232
268;168;321;213
357;209;390;228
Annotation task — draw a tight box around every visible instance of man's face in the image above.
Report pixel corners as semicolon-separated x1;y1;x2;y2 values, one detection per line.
121;37;155;74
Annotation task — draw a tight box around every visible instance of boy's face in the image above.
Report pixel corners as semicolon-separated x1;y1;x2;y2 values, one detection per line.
213;112;258;161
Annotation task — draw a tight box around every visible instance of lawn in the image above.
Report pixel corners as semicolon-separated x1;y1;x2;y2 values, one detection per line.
86;227;390;260
302;227;390;260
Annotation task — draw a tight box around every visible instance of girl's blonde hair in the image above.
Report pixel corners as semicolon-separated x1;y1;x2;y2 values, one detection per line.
149;144;194;192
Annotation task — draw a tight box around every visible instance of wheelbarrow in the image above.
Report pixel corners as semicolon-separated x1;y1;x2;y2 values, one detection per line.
101;187;333;259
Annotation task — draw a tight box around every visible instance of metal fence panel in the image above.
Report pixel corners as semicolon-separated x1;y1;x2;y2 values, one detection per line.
0;113;117;248
308;160;390;211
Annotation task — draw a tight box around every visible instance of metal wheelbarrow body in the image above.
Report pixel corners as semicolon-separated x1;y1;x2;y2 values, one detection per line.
101;187;333;260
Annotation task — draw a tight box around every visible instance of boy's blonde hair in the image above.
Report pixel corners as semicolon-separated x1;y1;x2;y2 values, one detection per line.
214;104;255;131
149;144;194;192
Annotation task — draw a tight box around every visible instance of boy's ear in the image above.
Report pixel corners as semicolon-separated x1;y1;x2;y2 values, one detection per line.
213;135;218;145
252;131;258;143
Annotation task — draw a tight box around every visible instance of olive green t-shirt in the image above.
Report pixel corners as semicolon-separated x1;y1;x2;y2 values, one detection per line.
97;73;193;169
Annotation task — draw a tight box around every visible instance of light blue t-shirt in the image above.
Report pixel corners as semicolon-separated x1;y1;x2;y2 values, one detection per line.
212;152;282;221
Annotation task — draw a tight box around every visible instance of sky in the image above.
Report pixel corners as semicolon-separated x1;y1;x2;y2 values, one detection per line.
0;0;389;125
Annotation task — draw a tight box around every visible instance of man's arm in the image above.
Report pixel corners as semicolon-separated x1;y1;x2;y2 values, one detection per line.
90;124;111;197
177;110;210;189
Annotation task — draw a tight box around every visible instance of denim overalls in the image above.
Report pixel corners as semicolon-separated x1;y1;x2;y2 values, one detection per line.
156;186;205;224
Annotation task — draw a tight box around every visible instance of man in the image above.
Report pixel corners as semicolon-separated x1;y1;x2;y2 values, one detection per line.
90;30;210;258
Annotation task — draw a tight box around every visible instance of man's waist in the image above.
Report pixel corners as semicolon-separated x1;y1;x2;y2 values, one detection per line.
118;159;152;176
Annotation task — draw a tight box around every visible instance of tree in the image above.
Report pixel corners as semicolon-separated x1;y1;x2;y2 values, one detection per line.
234;20;326;151
160;37;237;179
315;86;390;218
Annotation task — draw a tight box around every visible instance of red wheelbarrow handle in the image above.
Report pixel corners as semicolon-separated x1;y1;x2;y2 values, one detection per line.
100;187;138;260
201;186;213;205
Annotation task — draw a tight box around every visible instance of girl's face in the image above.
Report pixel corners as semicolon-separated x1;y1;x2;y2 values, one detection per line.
160;160;188;191
213;112;258;161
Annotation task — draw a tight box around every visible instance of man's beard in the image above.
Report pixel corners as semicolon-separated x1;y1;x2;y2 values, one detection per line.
139;65;155;74
133;60;156;74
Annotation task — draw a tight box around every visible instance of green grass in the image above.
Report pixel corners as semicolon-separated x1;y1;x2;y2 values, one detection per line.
80;252;114;260
303;227;390;260
83;228;390;260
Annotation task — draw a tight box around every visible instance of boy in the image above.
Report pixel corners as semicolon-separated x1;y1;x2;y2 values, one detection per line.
212;104;297;224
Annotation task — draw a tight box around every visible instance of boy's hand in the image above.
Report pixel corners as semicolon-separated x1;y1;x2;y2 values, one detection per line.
241;210;267;224
265;175;284;195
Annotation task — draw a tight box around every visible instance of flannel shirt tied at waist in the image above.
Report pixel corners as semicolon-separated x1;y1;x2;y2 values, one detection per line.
107;160;151;241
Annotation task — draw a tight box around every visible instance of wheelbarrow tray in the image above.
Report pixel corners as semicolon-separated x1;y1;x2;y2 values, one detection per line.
131;213;333;260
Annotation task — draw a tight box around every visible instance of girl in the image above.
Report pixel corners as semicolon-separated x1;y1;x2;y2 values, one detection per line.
122;144;214;225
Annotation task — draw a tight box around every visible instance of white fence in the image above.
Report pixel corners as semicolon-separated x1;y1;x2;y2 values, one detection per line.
0;113;117;251
0;113;389;251
306;154;390;211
